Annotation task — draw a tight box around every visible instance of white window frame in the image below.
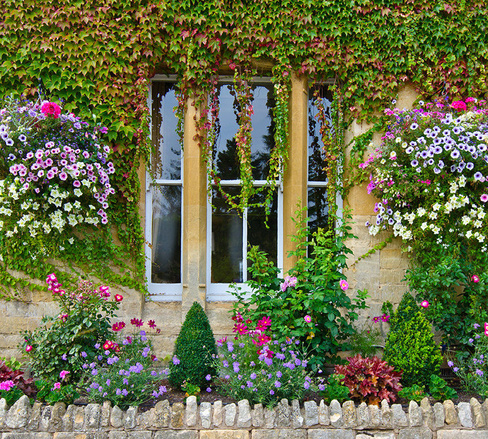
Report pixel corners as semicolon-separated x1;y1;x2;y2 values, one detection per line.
206;77;283;301
145;75;183;301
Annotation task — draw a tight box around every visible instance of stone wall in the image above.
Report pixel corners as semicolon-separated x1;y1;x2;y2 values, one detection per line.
1;396;488;439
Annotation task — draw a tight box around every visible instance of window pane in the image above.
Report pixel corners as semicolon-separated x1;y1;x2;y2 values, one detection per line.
247;190;277;267
308;85;333;182
307;187;329;236
152;82;181;180
151;186;181;283
213;83;275;181
211;187;243;283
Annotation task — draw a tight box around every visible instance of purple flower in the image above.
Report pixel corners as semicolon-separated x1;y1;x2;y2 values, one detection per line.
274;381;281;388
172;356;180;365
205;374;212;381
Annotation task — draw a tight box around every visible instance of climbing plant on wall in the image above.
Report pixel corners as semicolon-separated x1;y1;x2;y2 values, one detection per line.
0;0;486;294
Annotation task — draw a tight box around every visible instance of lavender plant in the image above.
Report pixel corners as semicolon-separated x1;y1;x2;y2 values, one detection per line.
214;316;313;407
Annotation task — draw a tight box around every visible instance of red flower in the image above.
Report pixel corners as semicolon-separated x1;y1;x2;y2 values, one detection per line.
112;321;126;331
256;316;271;330
114;294;123;302
130;318;143;327
253;333;272;346
103;340;113;350
148;320;157;329
233;323;248;335
40;102;61;118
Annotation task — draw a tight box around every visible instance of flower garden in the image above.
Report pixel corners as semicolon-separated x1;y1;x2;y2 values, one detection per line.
1;96;488;421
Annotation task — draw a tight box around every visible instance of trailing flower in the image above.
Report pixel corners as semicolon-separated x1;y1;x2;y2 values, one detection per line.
362;98;488;249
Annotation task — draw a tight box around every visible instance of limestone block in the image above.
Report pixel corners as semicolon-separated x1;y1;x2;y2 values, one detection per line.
212;401;223;427
124;407;138;430
110;406;124;428
437;431;488;439
171;403;185;428
237;400;251;428
251;403;264;427
443;400;458;425
457;402;472;427
290;400;303;428
185;396;197;427
420;398;433;430
392;404;408;427
318;401;330;425
154;431;198;439
26;402;42;431
470;397;486;427
308;429;355;439
398;427;432;439
154;400;170;428
6;396;31;429
84;404;101;430
329;400;343;427
200;402;212;429
100;401;111;428
408;401;422;427
50;402;66;432
224;403;237;427
369;403;381;427
304;400;318;426
342;400;356;428
276;399;290;428
39;406;52;431
200;431;249;439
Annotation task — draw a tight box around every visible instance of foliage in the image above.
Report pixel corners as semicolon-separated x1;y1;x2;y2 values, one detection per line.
231;210;368;369
169;302;218;389
428;374;457;401
335;354;402;405
319;373;350;404
398;384;427;403
383;292;443;387
0;0;487;290
20;273;118;384
214;316;312;408
0;360;36;405
35;379;80;405
449;323;488;397
82;328;167;410
348;324;382;358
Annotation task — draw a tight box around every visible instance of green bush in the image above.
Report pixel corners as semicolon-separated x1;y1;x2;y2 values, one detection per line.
169;302;217;389
383;292;442;387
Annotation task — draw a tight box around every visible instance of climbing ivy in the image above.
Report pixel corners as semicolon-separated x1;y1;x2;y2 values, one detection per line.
0;0;486;294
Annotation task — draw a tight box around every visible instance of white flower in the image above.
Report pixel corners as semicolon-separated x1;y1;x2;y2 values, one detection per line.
432;203;441;211
474;220;482;228
462;215;471;225
74;188;82;197
459;175;467;187
421;222;428;230
466;230;473;238
417;207;426;217
431;225;440;234
63;203;73;212
68;237;74;245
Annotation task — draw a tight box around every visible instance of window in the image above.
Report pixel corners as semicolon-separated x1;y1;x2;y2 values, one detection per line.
146;79;183;300
307;84;336;236
206;79;282;301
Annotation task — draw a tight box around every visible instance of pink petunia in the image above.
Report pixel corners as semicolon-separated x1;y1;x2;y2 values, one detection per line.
339;280;349;291
41;102;61;118
420;300;429;308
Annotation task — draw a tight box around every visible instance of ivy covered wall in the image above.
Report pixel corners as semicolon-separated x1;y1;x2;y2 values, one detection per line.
0;0;486;293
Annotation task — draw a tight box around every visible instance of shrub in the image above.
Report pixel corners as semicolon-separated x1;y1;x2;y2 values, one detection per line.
20;273;119;384
231;210;368;369
348;323;382;358
214;315;312;407
428;374;457;401
319;373;350;404
335;354;402;405
82;326;167;410
169;302;217;389
398;384;428;403
383;292;443;387
0;360;36;405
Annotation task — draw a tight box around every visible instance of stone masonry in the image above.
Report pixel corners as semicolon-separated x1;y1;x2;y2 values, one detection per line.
1;396;488;438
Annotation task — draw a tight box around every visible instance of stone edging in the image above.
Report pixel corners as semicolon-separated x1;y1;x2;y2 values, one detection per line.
1;396;488;438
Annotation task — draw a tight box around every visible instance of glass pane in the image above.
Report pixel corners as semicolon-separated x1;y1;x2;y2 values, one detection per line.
152;82;181;180
151;186;181;283
307;187;329;236
308;85;333;182
247;190;278;271
211;187;244;283
213;83;275;181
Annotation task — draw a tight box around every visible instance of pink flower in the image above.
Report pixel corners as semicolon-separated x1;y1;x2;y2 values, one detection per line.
485;322;488;336
339;280;349;291
465;97;476;103
46;273;57;283
420;300;429;308
25;345;32;352
114;294;123;302
59;370;70;380
481;194;488;203
52;382;61;390
451;100;467;111
472;275;480;283
304;315;312;323
41;102;61;118
0;380;15;391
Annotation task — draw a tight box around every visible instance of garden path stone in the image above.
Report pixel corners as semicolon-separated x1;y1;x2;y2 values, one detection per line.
342;401;356;428
381;400;392;428
50;402;66;432
290;400;303;428
369;403;381;427
276;399;290;427
200;402;212;428
420;398;433;430
110;406;124;428
329;400;342;427
433;402;445;428
470;397;486;427
398;427;432;439
224;403;236;427
443;400;458;425
356;402;370;428
237;400;251;428
264;406;276;428
61;404;75;431
154;400;170;428
101;401;111;428
154;431;198;439
392;404;408;427
212;401;223;427
6;396;31;429
408;400;422;426
26;402;42;431
171;403;185;428
85;404;101;430
457;402;472;427
39;406;51;431
318;401;329;425
304;400;318;426
251;403;264;427
185;396;197;427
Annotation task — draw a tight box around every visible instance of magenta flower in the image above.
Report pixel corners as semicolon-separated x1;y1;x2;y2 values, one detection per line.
472;275;480;283
41;102;61;118
339;280;349;291
481;194;488;203
59;370;70;380
420;300;429;308
304;315;312;323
